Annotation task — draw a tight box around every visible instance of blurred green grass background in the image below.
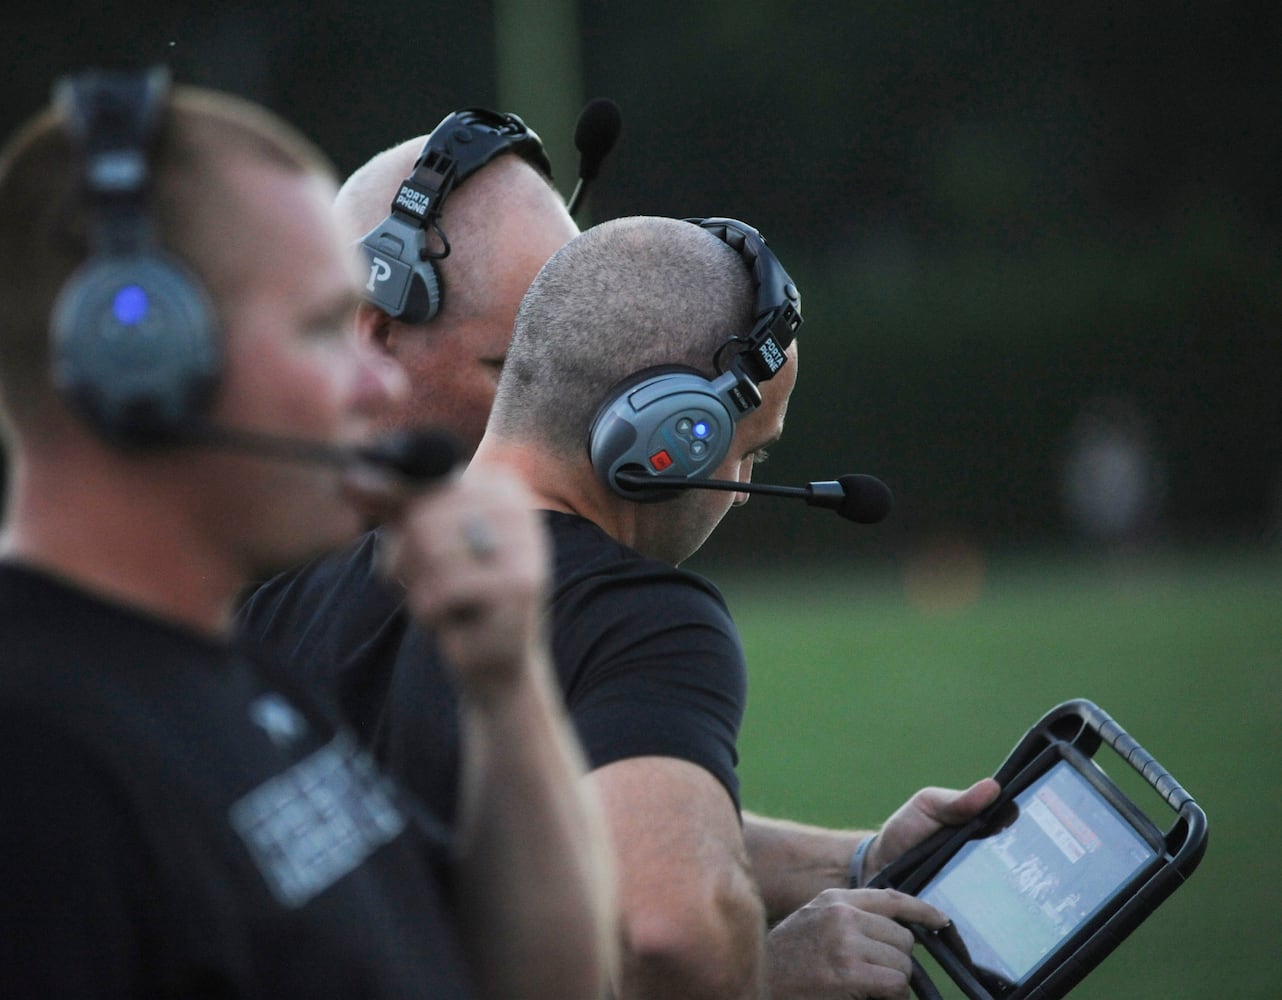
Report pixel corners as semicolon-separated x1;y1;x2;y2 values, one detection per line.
717;545;1281;999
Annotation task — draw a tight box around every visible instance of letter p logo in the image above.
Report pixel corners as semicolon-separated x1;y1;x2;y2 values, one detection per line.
366;257;392;292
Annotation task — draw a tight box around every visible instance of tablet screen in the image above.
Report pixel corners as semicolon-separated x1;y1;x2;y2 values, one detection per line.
918;759;1159;990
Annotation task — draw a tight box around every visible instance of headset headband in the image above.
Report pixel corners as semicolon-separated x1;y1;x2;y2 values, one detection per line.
55;66;170;255
393;108;551;234
687;217;802;386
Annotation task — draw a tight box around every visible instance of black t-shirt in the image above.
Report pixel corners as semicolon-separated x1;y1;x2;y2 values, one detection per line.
0;563;475;999
238;511;748;825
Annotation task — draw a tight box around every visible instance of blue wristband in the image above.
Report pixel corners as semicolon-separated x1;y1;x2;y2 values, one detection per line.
848;833;877;888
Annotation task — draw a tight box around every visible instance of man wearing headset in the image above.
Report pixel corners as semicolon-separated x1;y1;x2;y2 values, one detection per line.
242;119;999;999
469;213;968;999
0;76;613;998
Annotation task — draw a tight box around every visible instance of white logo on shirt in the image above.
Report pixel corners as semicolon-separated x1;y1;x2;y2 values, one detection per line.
229;733;407;907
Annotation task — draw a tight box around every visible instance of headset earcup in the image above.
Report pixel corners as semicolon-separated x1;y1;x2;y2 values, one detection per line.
51;252;221;446
357;227;443;324
588;369;737;500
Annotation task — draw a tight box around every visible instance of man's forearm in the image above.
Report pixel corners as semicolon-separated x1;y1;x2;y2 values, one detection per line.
742;812;868;922
594;757;769;1000
453;653;616;1000
614;866;767;1000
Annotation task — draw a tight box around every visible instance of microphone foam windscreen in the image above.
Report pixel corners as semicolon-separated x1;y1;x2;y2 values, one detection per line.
574;98;622;179
360;428;461;483
836;474;894;524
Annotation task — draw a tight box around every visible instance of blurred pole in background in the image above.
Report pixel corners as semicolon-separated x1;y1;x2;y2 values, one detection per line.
493;0;584;195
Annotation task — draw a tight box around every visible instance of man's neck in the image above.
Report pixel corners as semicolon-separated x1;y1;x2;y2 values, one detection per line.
2;452;241;637
468;436;642;550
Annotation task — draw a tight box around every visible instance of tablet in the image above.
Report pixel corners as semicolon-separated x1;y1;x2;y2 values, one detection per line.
868;700;1207;1000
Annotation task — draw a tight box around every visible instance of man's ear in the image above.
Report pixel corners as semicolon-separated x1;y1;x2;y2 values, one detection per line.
354;302;394;355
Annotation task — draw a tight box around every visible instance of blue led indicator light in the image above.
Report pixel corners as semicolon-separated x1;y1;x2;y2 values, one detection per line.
692;420;709;439
112;284;149;326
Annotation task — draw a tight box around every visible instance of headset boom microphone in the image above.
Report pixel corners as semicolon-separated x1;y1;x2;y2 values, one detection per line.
180;424;462;483
613;469;893;524
566;97;622;217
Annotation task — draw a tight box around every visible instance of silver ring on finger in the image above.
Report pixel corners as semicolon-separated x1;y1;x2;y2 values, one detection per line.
463;515;498;561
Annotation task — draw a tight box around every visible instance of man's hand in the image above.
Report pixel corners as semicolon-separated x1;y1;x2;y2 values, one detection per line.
766;888;947;999
368;465;548;703
862;779;1001;883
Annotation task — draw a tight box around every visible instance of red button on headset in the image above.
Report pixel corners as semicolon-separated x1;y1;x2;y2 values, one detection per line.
649;449;674;471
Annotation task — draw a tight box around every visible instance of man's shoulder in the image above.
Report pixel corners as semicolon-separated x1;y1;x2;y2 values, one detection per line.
238;530;400;646
544;510;729;615
542;511;744;685
0;562;223;697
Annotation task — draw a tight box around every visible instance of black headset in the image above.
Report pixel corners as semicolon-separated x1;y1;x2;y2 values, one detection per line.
587;217;802;501
357;108;552;324
50;66;222;448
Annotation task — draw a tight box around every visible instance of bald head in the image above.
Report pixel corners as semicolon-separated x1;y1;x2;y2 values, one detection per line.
337;138;567;323
340;135;577;453
489;216;756;456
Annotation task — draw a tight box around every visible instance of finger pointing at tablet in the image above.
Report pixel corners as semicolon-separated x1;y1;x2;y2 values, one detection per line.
765;887;949;999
